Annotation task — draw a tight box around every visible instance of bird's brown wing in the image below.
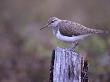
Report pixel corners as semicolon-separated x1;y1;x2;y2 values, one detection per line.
58;20;103;37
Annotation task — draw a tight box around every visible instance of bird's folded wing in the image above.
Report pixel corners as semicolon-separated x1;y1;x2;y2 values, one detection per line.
59;20;104;36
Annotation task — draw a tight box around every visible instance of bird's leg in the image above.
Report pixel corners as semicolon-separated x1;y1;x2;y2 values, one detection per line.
69;41;79;51
72;41;79;49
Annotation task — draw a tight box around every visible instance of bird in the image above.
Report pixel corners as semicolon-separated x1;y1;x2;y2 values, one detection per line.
40;17;107;49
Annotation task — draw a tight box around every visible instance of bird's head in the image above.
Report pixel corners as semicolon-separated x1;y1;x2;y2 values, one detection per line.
40;17;61;30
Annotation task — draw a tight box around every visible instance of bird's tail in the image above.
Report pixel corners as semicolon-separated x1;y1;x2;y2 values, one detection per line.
90;29;108;34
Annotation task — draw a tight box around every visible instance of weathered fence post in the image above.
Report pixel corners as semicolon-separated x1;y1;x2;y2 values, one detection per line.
49;47;88;82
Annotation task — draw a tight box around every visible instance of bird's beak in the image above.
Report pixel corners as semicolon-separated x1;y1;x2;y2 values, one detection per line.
40;22;51;30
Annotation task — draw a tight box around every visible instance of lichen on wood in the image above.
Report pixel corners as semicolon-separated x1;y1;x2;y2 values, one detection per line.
49;47;88;82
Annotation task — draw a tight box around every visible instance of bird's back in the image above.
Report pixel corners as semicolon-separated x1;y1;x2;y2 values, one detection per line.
58;20;104;37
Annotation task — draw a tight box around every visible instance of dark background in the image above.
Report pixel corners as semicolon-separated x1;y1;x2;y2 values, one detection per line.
0;0;110;82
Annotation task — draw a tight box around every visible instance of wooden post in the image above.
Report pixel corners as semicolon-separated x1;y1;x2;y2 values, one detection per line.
49;47;88;82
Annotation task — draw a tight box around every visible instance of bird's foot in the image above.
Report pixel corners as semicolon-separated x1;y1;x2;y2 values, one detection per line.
69;42;79;51
69;46;77;51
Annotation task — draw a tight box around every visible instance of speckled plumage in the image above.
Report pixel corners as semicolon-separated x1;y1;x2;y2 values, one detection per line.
58;20;104;37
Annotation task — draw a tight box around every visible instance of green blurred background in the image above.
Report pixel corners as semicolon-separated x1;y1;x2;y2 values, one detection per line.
0;0;110;82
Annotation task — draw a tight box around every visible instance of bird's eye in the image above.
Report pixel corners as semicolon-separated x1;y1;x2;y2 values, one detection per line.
51;20;55;23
